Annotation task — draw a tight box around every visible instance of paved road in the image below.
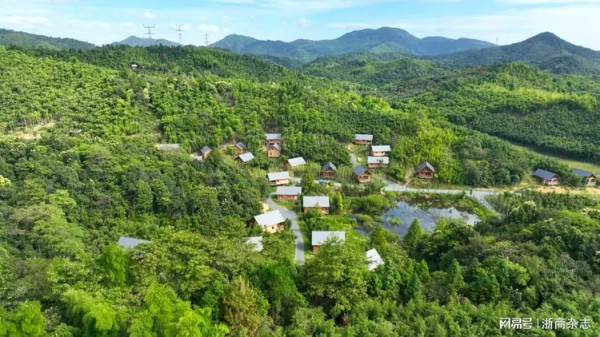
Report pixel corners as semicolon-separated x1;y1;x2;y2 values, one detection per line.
352;152;499;211
382;178;499;211
266;195;305;265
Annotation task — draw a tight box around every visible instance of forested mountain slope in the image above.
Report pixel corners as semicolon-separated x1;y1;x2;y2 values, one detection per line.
212;27;494;64
0;28;96;49
0;46;599;336
111;35;181;47
441;32;600;74
397;63;600;162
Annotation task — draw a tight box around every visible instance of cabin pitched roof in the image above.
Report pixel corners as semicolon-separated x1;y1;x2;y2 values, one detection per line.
366;248;384;271
371;145;391;152
246;236;263;252
312;231;346;246
368;156;389;164
533;168;559;180
118;236;149;249
191;155;203;161
156;143;180;151
355;134;373;141
287;157;306;167
322;162;337;171
353;165;369;176
269;143;282;151
254;210;285;228
417;161;436;172
235;142;246;150
276;186;302;196
573;168;594;178
267;171;290;181
265;133;282;140
237;152;255;163
303;196;330;208
200;146;212;154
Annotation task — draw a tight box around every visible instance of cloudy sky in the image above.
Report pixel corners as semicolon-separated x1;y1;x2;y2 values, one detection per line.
0;0;599;49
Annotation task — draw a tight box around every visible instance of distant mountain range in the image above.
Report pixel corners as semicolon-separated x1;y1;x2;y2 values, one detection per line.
0;28;96;49
111;36;180;47
440;32;600;74
211;27;495;63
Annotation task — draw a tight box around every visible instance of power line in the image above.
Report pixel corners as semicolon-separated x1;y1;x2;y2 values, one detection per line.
176;25;183;45
143;25;155;39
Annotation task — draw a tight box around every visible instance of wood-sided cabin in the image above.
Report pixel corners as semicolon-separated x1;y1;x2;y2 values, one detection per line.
302;196;330;215
276;186;302;202
234;142;247;154
354;134;373;145
311;231;345;253
367;156;389;169
321;162;337;179
417;161;436;179
573;168;596;187
267;143;282;158
353;166;372;184
284;157;306;170
267;171;290;186
200;146;212;159
369;145;391;157
253;210;286;233
533;168;560;186
265;133;283;145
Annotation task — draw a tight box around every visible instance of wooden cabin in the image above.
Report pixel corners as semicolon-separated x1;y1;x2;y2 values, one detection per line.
533;168;560;186
267;143;282;158
236;152;255;163
353;166;372;184
267;171;290;186
303;196;330;215
276;186;302;202
369;145;391;157
354;134;373;145
234;142;247;154
200;146;212;159
367;156;389;169
321;162;337;179
417;161;436;179
254;210;286;233
573;168;596;187
265;133;283;145
284;157;306;170
311;231;345;253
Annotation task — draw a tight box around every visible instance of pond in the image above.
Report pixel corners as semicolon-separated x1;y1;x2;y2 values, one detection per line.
382;201;480;237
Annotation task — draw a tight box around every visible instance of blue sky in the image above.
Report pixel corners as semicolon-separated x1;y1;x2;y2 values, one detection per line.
1;0;599;49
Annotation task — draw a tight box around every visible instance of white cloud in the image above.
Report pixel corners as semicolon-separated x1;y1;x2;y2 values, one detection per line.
0;16;49;25
143;11;156;19
198;23;221;34
329;22;377;30
297;17;309;28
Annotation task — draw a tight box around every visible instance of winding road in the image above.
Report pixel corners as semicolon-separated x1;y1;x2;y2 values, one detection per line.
351;153;499;211
266;195;305;265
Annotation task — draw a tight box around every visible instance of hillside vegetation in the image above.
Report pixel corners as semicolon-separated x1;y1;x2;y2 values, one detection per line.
0;44;599;336
0;28;95;50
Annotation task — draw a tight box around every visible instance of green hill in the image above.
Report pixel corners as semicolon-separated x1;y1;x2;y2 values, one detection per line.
111;35;181;47
212;27;494;64
0;28;96;49
442;32;600;74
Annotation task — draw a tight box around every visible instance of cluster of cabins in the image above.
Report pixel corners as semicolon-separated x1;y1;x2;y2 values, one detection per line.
353;134;437;182
533;168;596;187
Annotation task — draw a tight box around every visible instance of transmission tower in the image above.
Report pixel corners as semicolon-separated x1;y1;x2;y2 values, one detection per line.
204;33;210;46
176;25;183;44
143;25;155;39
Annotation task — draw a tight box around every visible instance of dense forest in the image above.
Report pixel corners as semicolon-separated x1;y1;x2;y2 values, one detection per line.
1;41;599;337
